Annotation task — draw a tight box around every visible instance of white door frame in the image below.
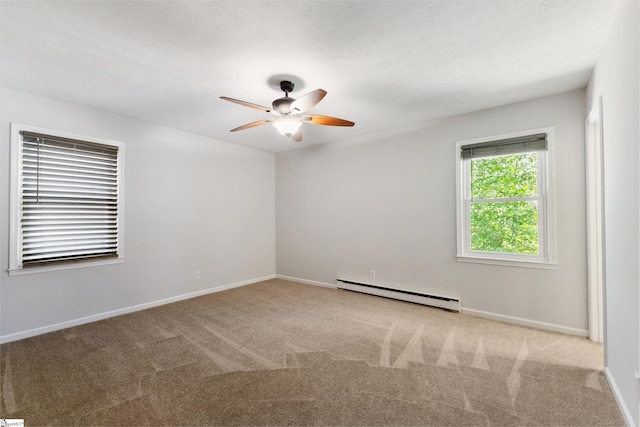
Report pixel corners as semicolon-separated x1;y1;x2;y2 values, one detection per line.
585;101;605;344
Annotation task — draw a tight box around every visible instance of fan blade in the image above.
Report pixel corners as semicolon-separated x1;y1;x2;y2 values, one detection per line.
302;114;355;127
220;96;271;113
290;89;327;113
291;128;303;142
230;119;272;132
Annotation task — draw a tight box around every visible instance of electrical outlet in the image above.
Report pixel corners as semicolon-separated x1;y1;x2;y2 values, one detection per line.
195;271;201;280
370;270;376;280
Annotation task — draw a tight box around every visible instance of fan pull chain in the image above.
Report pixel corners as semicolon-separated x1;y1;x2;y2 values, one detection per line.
286;136;292;171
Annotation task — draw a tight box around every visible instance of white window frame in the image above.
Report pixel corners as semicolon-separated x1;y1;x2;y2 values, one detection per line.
455;127;557;269
9;123;125;276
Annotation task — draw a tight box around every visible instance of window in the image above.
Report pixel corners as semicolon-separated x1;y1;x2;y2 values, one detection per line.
455;128;556;268
9;124;124;275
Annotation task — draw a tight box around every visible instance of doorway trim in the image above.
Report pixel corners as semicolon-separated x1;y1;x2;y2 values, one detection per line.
585;99;606;344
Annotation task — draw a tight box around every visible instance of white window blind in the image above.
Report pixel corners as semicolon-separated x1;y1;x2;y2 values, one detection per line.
19;131;120;266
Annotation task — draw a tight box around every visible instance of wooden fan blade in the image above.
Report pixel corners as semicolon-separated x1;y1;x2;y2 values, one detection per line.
290;89;327;113
302;114;355;127
230;119;272;132
291;128;303;142
220;96;271;113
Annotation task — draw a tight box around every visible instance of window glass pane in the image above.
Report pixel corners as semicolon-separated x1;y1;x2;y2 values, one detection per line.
471;152;537;199
470;201;539;255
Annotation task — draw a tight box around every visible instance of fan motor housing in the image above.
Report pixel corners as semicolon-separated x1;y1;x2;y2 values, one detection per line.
272;97;294;114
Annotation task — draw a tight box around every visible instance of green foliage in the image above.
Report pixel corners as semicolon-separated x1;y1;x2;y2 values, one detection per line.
471;153;537;199
470;202;539;254
469;153;539;255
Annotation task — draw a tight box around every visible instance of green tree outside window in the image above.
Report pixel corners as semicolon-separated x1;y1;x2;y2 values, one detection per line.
469;153;539;255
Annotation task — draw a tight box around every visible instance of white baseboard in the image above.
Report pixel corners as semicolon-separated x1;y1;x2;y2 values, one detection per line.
462;308;589;337
0;274;276;344
605;367;636;427
276;275;337;289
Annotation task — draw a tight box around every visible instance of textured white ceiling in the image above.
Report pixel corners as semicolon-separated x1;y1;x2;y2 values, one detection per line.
0;0;619;152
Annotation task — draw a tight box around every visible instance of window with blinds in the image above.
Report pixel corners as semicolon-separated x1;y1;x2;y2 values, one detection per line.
10;124;123;272
455;127;556;268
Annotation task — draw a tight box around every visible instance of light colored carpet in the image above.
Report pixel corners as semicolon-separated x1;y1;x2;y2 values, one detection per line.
0;278;624;426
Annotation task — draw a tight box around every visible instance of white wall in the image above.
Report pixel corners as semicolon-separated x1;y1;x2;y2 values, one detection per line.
586;0;640;424
277;89;588;334
0;87;276;341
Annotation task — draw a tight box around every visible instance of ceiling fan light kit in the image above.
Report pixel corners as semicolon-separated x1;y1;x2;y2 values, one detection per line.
273;117;302;136
221;80;354;143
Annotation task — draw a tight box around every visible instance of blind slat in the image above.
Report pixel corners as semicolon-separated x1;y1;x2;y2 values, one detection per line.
23;174;118;187
23;239;118;252
23;144;118;162
23;187;118;197
23;159;118;175
23;249;117;262
24;233;118;242
23;148;118;165
23;229;118;235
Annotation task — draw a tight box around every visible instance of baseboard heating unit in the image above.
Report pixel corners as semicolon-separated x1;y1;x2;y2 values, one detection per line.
336;279;460;312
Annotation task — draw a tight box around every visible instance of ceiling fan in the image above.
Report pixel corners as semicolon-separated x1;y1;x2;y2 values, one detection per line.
220;80;355;142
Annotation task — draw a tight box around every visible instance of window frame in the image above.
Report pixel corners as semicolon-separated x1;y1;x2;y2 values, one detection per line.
9;123;125;276
455;127;557;269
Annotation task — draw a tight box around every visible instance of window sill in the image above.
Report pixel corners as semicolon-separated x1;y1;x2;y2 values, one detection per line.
456;255;557;270
8;257;124;276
